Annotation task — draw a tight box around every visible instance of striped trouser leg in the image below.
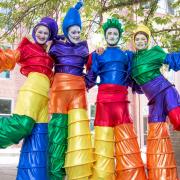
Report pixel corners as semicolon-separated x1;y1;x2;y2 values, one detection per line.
16;123;48;180
65;109;94;180
48;114;68;180
115;123;147;180
147;122;178;180
92;126;115;180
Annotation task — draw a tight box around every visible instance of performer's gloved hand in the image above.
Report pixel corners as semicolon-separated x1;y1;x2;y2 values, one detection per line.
0;49;20;72
96;47;104;55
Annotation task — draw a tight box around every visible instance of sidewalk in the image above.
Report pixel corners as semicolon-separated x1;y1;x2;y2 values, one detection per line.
0;148;180;179
0;147;20;180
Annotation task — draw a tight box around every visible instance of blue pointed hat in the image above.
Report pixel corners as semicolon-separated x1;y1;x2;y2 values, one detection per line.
32;17;58;43
62;1;83;37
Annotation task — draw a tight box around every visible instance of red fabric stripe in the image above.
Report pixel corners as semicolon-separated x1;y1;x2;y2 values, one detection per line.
86;53;92;71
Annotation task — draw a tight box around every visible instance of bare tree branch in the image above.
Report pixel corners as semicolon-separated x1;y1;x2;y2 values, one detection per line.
85;0;107;38
0;0;51;40
144;0;158;25
102;0;151;13
153;28;180;33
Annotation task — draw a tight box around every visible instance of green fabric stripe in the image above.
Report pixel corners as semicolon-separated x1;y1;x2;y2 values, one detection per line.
0;114;35;148
131;46;167;85
48;113;68;179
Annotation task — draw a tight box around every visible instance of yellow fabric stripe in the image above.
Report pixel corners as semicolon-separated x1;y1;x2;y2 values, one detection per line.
95;126;114;141
65;149;94;167
14;72;49;123
68;109;88;124
20;72;50;97
92;168;115;180
67;135;92;152
68;121;91;137
94;140;114;158
66;163;92;179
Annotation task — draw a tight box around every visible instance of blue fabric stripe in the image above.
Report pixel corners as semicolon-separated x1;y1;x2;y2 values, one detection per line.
16;123;48;180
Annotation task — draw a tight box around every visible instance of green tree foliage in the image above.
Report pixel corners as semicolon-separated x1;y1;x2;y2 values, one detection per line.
0;0;179;51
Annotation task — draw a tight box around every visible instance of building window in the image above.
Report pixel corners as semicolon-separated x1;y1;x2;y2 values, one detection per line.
89;104;96;131
141;2;151;9
0;99;12;116
143;116;148;146
0;71;10;79
0;43;12;79
167;0;175;15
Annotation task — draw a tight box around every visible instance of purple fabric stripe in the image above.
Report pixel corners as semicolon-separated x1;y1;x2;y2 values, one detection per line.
148;86;180;123
140;75;173;102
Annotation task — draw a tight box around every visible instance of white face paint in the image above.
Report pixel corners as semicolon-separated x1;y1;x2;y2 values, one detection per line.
105;28;119;46
35;25;50;45
68;25;81;44
134;33;148;50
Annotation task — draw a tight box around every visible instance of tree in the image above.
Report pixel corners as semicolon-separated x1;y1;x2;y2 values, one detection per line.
0;0;179;51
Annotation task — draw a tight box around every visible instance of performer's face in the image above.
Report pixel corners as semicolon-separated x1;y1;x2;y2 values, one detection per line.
35;25;50;45
105;28;119;46
68;25;81;44
134;33;148;50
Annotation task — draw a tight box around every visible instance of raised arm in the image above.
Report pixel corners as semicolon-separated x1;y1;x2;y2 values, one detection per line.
164;51;180;71
0;48;20;73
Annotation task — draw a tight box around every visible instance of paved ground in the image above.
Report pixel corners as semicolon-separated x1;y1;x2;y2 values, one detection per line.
0;148;179;180
0;164;17;180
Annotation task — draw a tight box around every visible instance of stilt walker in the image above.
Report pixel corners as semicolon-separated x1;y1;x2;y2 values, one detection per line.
48;1;93;179
0;17;58;180
87;18;147;180
131;24;180;180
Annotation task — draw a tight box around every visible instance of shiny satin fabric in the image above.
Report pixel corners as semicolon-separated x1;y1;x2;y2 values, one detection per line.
65;109;93;179
68;135;92;151
14;73;50;123
18;37;54;80
17;123;48;180
115;124;147;180
140;75;180;126
95;140;114;157
49;39;89;76
168;106;180;130
91;47;131;86
68;108;89;124
0;114;35;148
92;126;115;179
140;75;173;102
131;46;167;85
48;114;68;179
92;169;115;180
68;120;91;137
49;73;87;114
147;122;178;180
0;49;20;72
95;84;132;127
66;163;92;179
95;126;114;142
97;84;128;103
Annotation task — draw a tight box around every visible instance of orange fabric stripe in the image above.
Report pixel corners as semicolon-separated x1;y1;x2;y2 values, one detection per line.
115;124;147;180
147;122;178;180
51;73;86;91
0;49;20;72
